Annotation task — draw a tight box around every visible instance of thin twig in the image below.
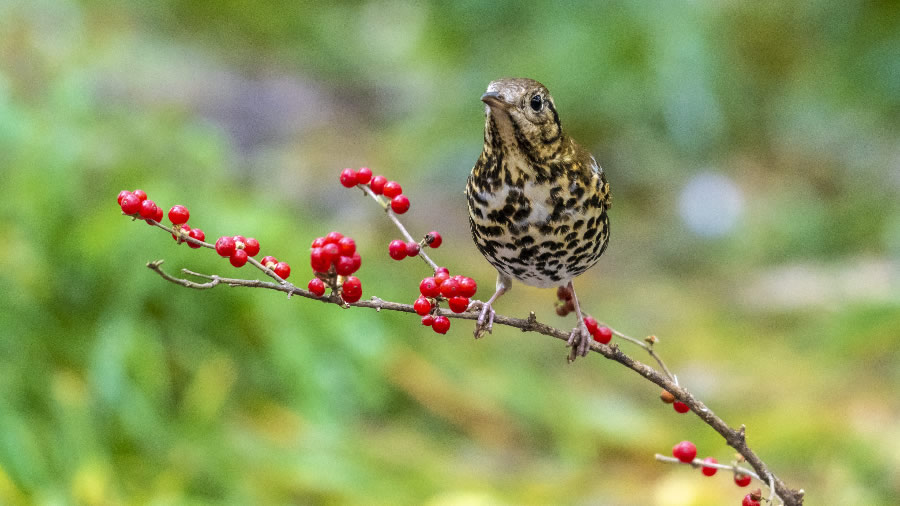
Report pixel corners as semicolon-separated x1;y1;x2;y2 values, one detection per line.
360;184;440;272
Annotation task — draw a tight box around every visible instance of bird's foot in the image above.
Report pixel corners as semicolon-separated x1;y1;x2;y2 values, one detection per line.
472;300;495;339
566;320;592;363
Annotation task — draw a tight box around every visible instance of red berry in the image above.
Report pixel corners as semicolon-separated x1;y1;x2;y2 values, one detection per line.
414;297;432;316
274;261;291;279
369;175;387;194
261;255;278;268
341;276;362;303
339;168;358;187
388;240;407;260
390;194;410;214
356;167;372;184
321;243;340;266
673;401;690;414
434;270;450;286
117;190;132;205
701;457;718;477
188;228;205;249
448;296;469;313
734;474;752;487
233;235;246;245
584;316;599;335
119;193;142;215
310;248;330;273
133;189;147;201
439;278;460;298
150;204;164;225
741;494;760;506
230;249;248;267
421;315;434;326
335;255;356;276
350;251;362;272
427;231;442;248
593;326;613;344
215;236;236;257
311;237;326;248
334;237;355;256
243;238;260;257
172;224;190;242
383;181;402;198
458;277;477;298
672;441;697;463
324;231;343;244
435;266;450;275
138;199;158;219
168;205;189;225
405;241;420;257
432;315;450;334
308;278;325;297
419;277;440;298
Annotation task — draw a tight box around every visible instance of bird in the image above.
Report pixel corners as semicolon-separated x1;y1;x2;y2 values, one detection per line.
465;78;611;361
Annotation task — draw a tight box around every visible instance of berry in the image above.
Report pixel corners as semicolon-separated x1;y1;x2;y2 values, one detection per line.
117;190;131;205
310;248;330;273
660;390;676;404
321;243;340;266
458;277;477;298
583;316;599;335
261;255;278;268
311;236;326;248
419;277;440;298
439;278;460;298
243;238;260;257
382;181;402;198
427;231;442;248
434;270;450;286
339;168;358;187
369;175;387;194
741;495;760;506
308;278;326;297
168;205;190;225
233;235;247;245
421;315;434;326
324;231;343;244
119;193;142;215
435;266;450;275
132;189;147;201
388;240;407;260
405;241;420;257
172;224;191;242
593;326;613;344
673;401;690;414
215;236;236;257
188;228;205;249
138;199;158;219
672;441;697;463
701;457;718;477
390;194;410;214
448;296;469;313
734;474;752;487
432;315;450;334
335;255;356;276
341;276;362;303
414;297;432;316
230;249;248;267
274;261;291;279
356;167;372;184
337;236;356;256
150;204;164;225
350;251;362;272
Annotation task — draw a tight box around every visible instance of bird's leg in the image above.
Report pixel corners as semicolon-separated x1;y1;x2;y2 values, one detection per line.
565;280;592;361
473;273;512;339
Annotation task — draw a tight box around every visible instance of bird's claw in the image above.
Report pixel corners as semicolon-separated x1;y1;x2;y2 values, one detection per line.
473;300;495;339
566;322;592;363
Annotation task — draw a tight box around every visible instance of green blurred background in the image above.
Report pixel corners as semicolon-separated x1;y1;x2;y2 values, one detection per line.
1;0;899;504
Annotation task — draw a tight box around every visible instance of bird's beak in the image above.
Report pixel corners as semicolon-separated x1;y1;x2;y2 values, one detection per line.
481;91;509;109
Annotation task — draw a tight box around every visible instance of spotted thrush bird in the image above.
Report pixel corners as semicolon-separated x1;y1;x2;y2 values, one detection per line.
466;78;611;360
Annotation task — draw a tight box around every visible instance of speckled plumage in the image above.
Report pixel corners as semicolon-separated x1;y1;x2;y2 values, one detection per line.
466;78;611;358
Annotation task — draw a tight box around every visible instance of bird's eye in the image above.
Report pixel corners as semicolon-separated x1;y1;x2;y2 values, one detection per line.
530;94;543;112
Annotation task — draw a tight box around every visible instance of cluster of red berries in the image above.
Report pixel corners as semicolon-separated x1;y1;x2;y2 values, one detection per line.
659;389;691;414
672;440;755;500
306;232;363;304
339;167;410;214
117;190;206;248
213;235;259;267
387;230;442;261
413;267;477;334
555;287;613;344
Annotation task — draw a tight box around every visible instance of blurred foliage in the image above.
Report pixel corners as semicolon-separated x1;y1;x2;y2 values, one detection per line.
1;0;899;504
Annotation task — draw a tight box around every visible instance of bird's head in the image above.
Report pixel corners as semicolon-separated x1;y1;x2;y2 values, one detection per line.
481;78;563;151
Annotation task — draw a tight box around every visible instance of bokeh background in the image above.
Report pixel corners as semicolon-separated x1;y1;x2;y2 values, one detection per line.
2;1;899;504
